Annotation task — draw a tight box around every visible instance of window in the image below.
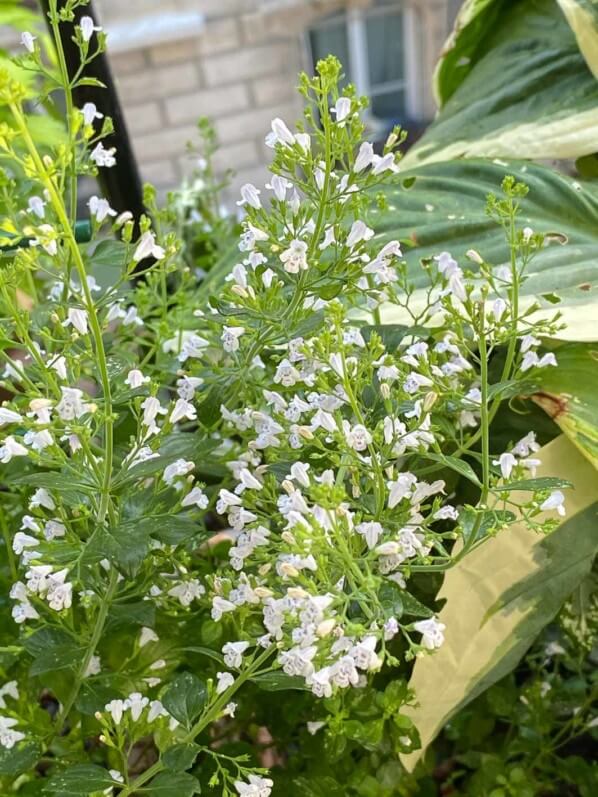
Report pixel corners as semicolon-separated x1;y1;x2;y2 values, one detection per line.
306;0;425;130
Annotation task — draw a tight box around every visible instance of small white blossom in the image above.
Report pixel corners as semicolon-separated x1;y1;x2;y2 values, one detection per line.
216;671;235;694
80;15;102;42
413;617;446;650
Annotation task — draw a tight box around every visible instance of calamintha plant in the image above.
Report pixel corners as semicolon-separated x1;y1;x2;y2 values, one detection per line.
0;2;576;795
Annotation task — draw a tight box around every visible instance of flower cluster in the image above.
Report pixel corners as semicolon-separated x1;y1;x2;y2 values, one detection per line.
0;13;569;796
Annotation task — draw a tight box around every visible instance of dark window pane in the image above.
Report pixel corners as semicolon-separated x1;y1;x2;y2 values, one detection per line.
371;89;405;121
365;11;404;87
309;20;351;87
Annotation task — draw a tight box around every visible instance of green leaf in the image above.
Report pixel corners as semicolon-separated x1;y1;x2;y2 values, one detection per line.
147;771;201;796
162;743;201;772
24;627;84;677
0;742;42;776
423;453;481;485
407;0;598;166
45;764;116;794
373;159;598;342
557;0;598;76
402;435;598;771
251;672;309;692
87;239;129;289
532;342;598;469
459;508;516;546
494;477;572;492
162;672;207;727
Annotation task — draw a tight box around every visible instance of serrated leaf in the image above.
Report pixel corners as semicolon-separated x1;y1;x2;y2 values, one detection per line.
423;453;481;485
162;743;201;772
45;764;116;794
0;742;41;776
148;771;201;796
162;672;207;727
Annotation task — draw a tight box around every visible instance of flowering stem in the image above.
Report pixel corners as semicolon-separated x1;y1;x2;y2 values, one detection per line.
47;0;78;293
9;102;114;526
118;645;276;796
53;569;119;733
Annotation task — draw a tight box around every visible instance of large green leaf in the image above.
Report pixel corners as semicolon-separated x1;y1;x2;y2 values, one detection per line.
532;343;598;468
402;435;598;771
556;0;598;76
404;0;598;167
371;159;598;340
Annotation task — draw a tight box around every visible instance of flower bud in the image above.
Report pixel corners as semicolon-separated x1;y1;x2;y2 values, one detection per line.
423;392;438;412
317;618;336;637
466;248;483;264
380;382;390;400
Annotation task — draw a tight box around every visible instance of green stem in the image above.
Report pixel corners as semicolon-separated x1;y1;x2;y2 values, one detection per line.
118;646;276;796
10;102;114;525
54;569;119;732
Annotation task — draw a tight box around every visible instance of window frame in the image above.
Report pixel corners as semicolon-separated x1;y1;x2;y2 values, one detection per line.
304;1;425;125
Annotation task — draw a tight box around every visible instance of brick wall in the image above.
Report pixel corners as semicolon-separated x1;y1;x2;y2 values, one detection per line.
95;0;306;204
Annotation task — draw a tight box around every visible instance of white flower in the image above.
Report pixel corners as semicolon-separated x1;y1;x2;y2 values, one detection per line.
371;153;399;175
30;488;55;511
147;700;169;722
81;102;103;127
168;579;205;607
494;452;517;480
354;141;374;172
56;387;88;421
125;369;149;389
0;716;25;749
170;398;197;425
222;641;250;669
237;183;261;209
211;596;237;621
0;682;18;710
139;627;159;647
141;397;167;432
262;268;276;288
274;358;301;387
492;298;507;321
27;196;45;218
413;617;446;650
0;436;28;463
280;239;308;273
79;15;102;42
12;532;39;556
134;231;165;262
234;775;274;797
342;421;372;452
0;407;22;426
90;142;116;168
346;220;374;249
267;117;295;147
176;376;203;401
216;671;235;694
163;459;194;486
84;655;101;677
63;308;88;335
266;175;292;201
125;692;149;722
223;702;237;717
540;490;566;517
355;521;383;549
105;699;126;725
332;96;351;123
49;355;67;380
21;31;36;52
222;326;245;353
181;486;209;509
88;195;117;223
289;462;310;488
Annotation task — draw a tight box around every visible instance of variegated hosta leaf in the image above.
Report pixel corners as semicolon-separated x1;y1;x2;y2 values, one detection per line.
371;158;598;340
403;0;598;168
433;0;503;106
401;435;598;771
556;0;598;77
532;343;598;468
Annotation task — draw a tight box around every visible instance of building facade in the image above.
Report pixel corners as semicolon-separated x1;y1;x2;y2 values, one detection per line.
91;0;461;202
